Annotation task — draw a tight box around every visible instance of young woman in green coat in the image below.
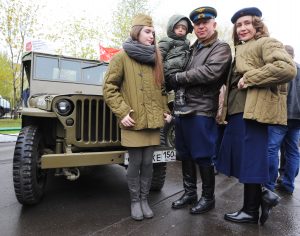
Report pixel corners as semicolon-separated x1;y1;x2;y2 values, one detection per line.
103;14;172;221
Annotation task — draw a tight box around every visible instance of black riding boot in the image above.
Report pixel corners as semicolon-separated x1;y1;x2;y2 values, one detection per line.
224;184;261;224
190;165;215;214
172;159;197;209
260;187;280;225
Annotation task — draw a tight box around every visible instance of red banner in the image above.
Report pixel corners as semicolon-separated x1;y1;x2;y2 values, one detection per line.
99;44;121;62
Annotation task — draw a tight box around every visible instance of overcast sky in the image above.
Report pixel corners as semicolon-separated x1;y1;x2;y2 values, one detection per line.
38;0;298;61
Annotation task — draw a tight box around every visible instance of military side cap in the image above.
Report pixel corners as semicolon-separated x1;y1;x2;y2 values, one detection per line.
189;6;217;23
231;7;262;23
132;14;153;27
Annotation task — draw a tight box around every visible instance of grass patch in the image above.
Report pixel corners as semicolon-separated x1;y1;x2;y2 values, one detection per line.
0;118;21;134
0;130;19;135
0;118;21;128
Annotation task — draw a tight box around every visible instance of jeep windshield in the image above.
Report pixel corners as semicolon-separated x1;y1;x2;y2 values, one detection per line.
22;52;108;96
34;55;106;86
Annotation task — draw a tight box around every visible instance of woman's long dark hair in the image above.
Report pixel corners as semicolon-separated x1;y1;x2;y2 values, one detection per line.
232;16;269;45
130;25;164;86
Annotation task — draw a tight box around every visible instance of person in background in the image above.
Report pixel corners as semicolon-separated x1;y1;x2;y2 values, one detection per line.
103;14;172;221
265;45;300;195
214;84;227;172
159;14;193;115
22;88;30;107
216;7;296;225
168;6;232;214
277;144;286;184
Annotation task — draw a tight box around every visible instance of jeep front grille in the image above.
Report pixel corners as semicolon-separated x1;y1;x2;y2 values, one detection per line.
75;97;120;144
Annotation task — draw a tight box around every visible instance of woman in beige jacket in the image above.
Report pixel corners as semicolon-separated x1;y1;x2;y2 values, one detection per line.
216;7;296;226
103;14;171;221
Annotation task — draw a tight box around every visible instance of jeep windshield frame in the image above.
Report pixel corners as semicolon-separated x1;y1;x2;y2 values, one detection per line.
21;52;108;97
34;55;105;86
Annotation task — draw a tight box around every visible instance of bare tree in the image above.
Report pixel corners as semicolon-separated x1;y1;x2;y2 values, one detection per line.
111;0;151;48
46;17;104;60
217;25;234;51
0;53;13;99
0;0;41;117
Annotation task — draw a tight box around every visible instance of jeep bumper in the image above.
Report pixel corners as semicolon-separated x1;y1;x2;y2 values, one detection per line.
41;147;176;169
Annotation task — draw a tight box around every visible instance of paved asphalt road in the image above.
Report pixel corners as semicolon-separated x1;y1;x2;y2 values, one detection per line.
0;142;299;236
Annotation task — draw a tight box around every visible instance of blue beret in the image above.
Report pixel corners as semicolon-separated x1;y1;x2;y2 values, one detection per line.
189;6;217;23
231;7;262;23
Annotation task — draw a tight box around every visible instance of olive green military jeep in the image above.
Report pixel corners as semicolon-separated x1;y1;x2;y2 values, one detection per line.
13;51;175;205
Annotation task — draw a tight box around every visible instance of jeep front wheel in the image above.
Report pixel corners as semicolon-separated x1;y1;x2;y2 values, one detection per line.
161;118;175;148
150;162;167;191
13;126;47;205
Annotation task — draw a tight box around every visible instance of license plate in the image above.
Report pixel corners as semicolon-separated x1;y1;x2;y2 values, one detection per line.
124;149;176;165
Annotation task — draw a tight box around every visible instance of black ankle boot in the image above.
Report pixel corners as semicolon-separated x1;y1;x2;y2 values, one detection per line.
172;159;197;209
172;192;198;209
225;210;259;224
190;165;215;214
190;196;215;214
260;187;280;225
224;184;261;224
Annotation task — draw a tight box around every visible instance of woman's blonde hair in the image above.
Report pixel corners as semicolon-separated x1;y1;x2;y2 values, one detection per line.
232;16;269;45
130;25;164;86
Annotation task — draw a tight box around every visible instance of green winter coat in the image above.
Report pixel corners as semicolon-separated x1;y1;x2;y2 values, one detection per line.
158;15;193;77
103;51;169;130
222;37;297;125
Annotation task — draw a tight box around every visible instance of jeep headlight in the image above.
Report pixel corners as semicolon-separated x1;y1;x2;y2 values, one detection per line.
56;99;73;116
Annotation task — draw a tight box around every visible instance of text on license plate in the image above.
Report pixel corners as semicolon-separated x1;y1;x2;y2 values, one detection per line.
124;149;176;165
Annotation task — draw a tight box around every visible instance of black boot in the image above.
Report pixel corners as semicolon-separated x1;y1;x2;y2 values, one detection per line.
172;159;197;209
190;165;215;214
224;184;261;224
260;187;280;225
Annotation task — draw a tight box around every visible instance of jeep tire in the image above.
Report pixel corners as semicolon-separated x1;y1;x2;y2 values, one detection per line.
161;118;175;148
150;119;176;191
13;126;47;205
151;162;167;191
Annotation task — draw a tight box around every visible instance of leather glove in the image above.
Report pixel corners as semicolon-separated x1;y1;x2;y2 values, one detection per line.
165;73;178;91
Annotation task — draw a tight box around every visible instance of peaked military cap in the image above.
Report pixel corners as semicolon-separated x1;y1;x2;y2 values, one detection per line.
189;6;217;23
231;7;262;23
